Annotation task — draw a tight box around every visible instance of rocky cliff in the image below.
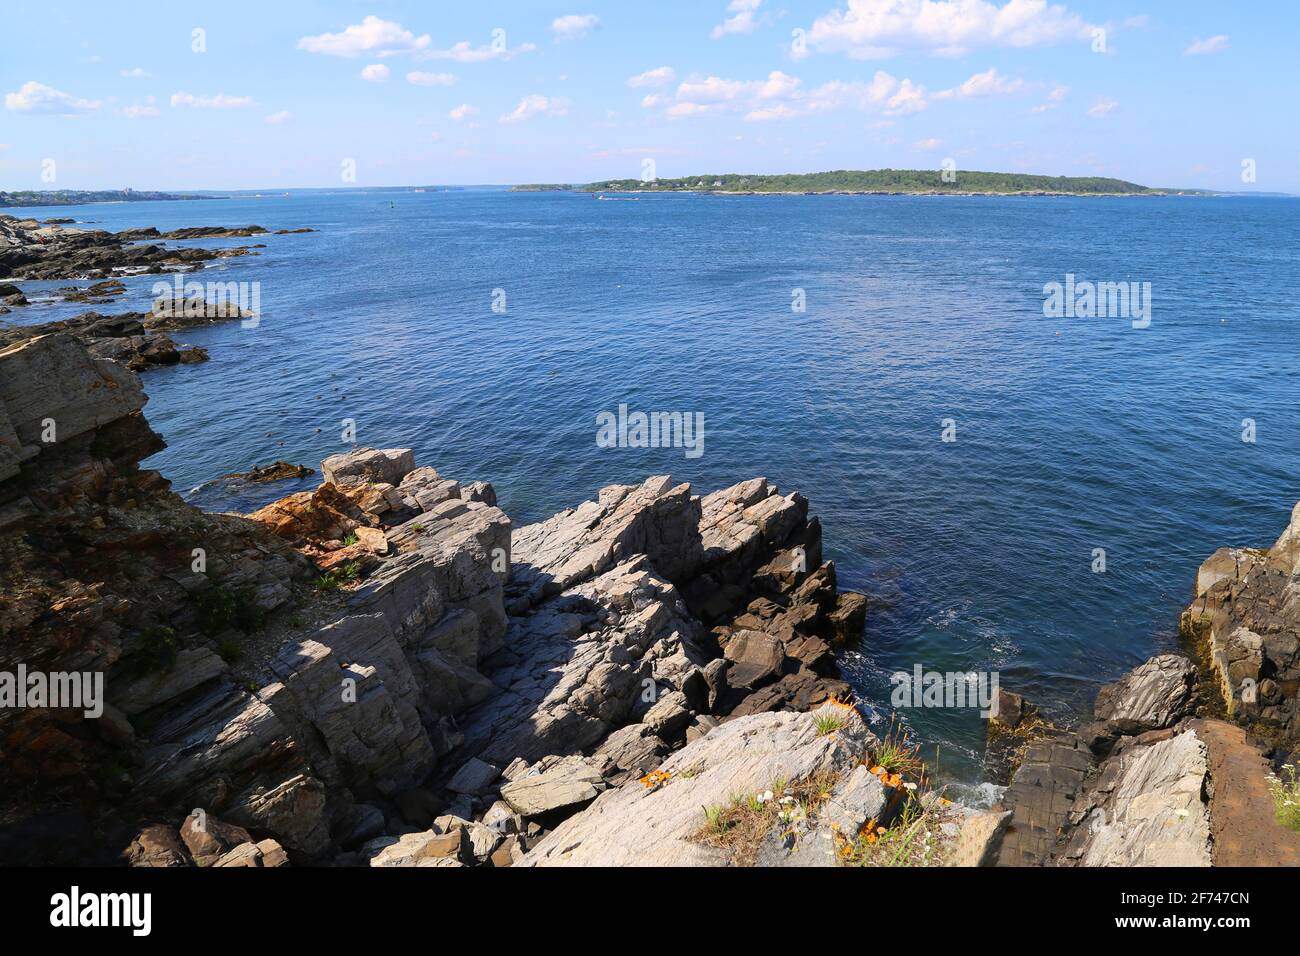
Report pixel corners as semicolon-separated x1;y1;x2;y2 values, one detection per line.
0;333;872;866
992;498;1300;868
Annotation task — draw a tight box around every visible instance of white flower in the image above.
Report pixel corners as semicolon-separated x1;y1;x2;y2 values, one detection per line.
904;782;918;791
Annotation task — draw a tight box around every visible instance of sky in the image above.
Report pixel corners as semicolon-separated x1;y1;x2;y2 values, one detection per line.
0;1;1295;192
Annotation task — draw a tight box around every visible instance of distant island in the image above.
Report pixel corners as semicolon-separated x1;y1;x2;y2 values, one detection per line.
0;189;216;208
513;169;1211;197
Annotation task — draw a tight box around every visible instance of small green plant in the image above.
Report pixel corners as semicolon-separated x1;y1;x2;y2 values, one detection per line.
218;636;243;662
341;532;358;547
135;625;178;673
1267;764;1300;832
814;710;850;736
702;804;730;838
195;586;265;636
317;561;363;591
871;715;925;778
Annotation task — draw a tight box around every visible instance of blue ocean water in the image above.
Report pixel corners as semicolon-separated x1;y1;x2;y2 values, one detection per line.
7;188;1300;785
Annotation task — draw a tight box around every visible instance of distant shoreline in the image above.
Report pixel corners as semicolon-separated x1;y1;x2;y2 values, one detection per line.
529;188;1206;198
511;168;1220;198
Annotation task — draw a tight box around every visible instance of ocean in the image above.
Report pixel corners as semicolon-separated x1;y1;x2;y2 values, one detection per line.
7;187;1300;787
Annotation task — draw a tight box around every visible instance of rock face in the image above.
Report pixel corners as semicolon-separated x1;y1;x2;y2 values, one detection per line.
0;305;248;372
1070;730;1212;867
520;708;876;867
1084;654;1196;747
0;335;870;867
995;653;1211;867
1182;506;1300;734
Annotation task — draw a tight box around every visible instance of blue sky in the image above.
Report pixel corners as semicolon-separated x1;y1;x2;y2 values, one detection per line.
1;1;1294;191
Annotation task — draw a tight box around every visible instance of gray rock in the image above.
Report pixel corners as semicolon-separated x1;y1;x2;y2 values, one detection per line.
321;447;415;487
447;757;501;794
367;829;465;867
722;630;784;689
500;762;602;821
520;709;874;867
948;810;1012;867
1076;730;1212;867
1093;654;1195;734
820;764;890;839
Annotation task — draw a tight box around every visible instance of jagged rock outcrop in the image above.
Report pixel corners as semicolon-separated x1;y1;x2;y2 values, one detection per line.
0;215;258;280
1066;729;1212;867
1182;505;1300;734
519;707;877;866
995;654;1204;867
0;336;871;866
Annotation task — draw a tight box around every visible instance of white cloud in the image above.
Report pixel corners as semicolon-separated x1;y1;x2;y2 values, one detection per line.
885;78;928;114
1087;97;1117;118
4;81;101;115
552;14;599;40
419;40;536;63
406;71;458;86
1184;35;1229;56
360;63;391;82
448;103;478;121
264;110;291;124
121;97;159;119
803;0;1098;58
298;16;430;57
120;67;150;78
912;137;943;151
945;67;1025;97
1031;83;1069;112
667;101;721;118
170;92;256;109
711;0;764;38
663;68;929;120
640;94;665;108
628;66;675;88
745;104;799;121
499;94;570;123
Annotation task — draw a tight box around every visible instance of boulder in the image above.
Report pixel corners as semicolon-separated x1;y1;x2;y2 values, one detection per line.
722;630;784;689
179;812;253;867
500;762;602;824
1091;654;1195;738
447;757;501;795
367;829;465;867
322;447;415;487
123;824;191;867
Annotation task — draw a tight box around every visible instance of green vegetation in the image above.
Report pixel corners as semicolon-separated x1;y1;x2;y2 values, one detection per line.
1267;763;1300;832
317;561;363;591
0;189;213;208
576;168;1162;195
691;771;838;866
814;710;851;736
194;586;266;636
510;183;575;192
135;625;179;674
